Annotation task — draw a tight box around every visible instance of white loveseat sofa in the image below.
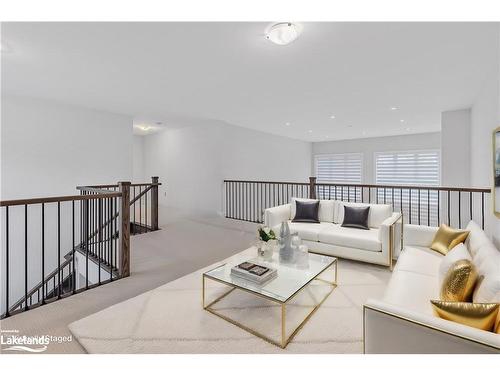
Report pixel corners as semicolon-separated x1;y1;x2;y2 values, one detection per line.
264;198;402;269
364;221;500;353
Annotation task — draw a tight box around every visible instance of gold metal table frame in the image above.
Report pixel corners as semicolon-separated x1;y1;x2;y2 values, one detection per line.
202;258;338;349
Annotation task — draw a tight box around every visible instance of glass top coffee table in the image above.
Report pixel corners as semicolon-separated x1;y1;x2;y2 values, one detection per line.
202;250;337;348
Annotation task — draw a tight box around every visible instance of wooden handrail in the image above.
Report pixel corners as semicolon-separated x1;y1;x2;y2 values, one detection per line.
81;182;162;189
0;192;121;207
223;179;490;193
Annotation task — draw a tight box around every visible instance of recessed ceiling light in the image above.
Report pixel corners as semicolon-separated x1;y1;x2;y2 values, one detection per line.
400;119;405;123
266;23;300;45
285;122;291;126
139;125;151;131
330;115;336;119
308;130;313;133
391;107;398;111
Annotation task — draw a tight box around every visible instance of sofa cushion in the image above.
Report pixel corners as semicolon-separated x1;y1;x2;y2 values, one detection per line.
291;198;335;223
272;221;331;242
292;200;320;223
336;202;391;228
317;225;382;252
382;269;439;315
465;220;491;257
395;245;443;277
473;250;500;303
474;244;500;276
438;243;472;285
341;205;370;230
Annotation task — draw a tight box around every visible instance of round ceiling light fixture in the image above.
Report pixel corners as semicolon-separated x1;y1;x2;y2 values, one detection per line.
266;23;300;45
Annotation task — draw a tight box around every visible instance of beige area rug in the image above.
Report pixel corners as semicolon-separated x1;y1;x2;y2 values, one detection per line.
69;248;392;353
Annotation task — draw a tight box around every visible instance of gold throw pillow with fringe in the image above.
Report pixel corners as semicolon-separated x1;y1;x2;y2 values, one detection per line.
430;224;470;255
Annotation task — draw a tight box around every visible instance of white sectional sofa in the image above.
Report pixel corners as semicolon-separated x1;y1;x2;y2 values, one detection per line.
264;198;402;269
364;221;500;353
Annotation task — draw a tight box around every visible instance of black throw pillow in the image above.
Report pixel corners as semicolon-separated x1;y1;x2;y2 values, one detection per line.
341;205;370;230
292;200;320;223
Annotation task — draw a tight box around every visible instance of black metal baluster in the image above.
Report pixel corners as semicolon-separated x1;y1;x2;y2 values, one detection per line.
437;190;441;226
5;206;9;317
41;203;45;304
391;188;395;211
400;189;403;214
57;202;61;298
447;190;451;226
469;192;473;222
384;188;386;204
139;186;142;229
98;198;102;285
110;198;113;281
408;189;412;224
24;205;28;310
458;191;462;228
133;186;136;227
481;192;485;229
72;201;75;293
85;199;89;289
417;188;421;225
427;190;430;226
145;186;148;230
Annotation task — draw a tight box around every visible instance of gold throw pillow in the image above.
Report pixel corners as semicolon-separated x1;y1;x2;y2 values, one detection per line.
430;224;470;255
431;300;499;332
440;259;478;302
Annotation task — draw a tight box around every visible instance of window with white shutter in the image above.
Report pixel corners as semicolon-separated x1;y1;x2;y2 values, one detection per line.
375;149;441;221
314;153;363;200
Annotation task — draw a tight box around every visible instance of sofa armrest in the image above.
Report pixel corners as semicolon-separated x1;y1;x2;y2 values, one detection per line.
404;224;439;248
264;204;291;229
378;213;402;267
363;299;500;353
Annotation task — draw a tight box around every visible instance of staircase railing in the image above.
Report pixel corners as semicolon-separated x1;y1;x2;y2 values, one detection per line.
223;178;492;230
0;177;161;319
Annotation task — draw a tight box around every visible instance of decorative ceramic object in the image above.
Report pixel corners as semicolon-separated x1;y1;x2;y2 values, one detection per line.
279;221;295;263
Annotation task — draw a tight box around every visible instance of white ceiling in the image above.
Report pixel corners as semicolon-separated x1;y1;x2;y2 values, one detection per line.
2;22;498;141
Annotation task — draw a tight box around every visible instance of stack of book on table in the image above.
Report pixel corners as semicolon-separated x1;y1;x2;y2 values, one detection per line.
230;261;277;284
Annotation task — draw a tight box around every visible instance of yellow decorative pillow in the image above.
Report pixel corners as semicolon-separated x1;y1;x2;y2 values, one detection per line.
440;259;478;302
431;224;470;255
431;300;499;332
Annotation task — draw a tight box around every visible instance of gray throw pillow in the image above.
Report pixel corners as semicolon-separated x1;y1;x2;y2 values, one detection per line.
292;200;320;223
341;205;370;230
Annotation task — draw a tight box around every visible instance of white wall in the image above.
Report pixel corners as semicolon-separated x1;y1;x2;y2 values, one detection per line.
0;95;133;314
312;132;441;184
1;95;133;198
133;135;144;182
141;120;312;215
441;109;471;187
470;27;500;244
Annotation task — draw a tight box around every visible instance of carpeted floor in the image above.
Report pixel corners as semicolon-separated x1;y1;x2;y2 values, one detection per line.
0;207;258;354
68;248;392;354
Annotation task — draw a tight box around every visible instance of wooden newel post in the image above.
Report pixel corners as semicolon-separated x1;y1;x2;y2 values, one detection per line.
309;177;317;199
151;176;159;230
118;181;131;278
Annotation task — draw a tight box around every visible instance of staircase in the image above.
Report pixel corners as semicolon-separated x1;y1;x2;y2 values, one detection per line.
0;177;161;319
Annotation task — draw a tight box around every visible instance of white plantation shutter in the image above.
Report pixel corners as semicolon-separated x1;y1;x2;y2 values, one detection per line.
314;153;363;200
315;153;363;183
375;150;441;224
375;150;440;186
